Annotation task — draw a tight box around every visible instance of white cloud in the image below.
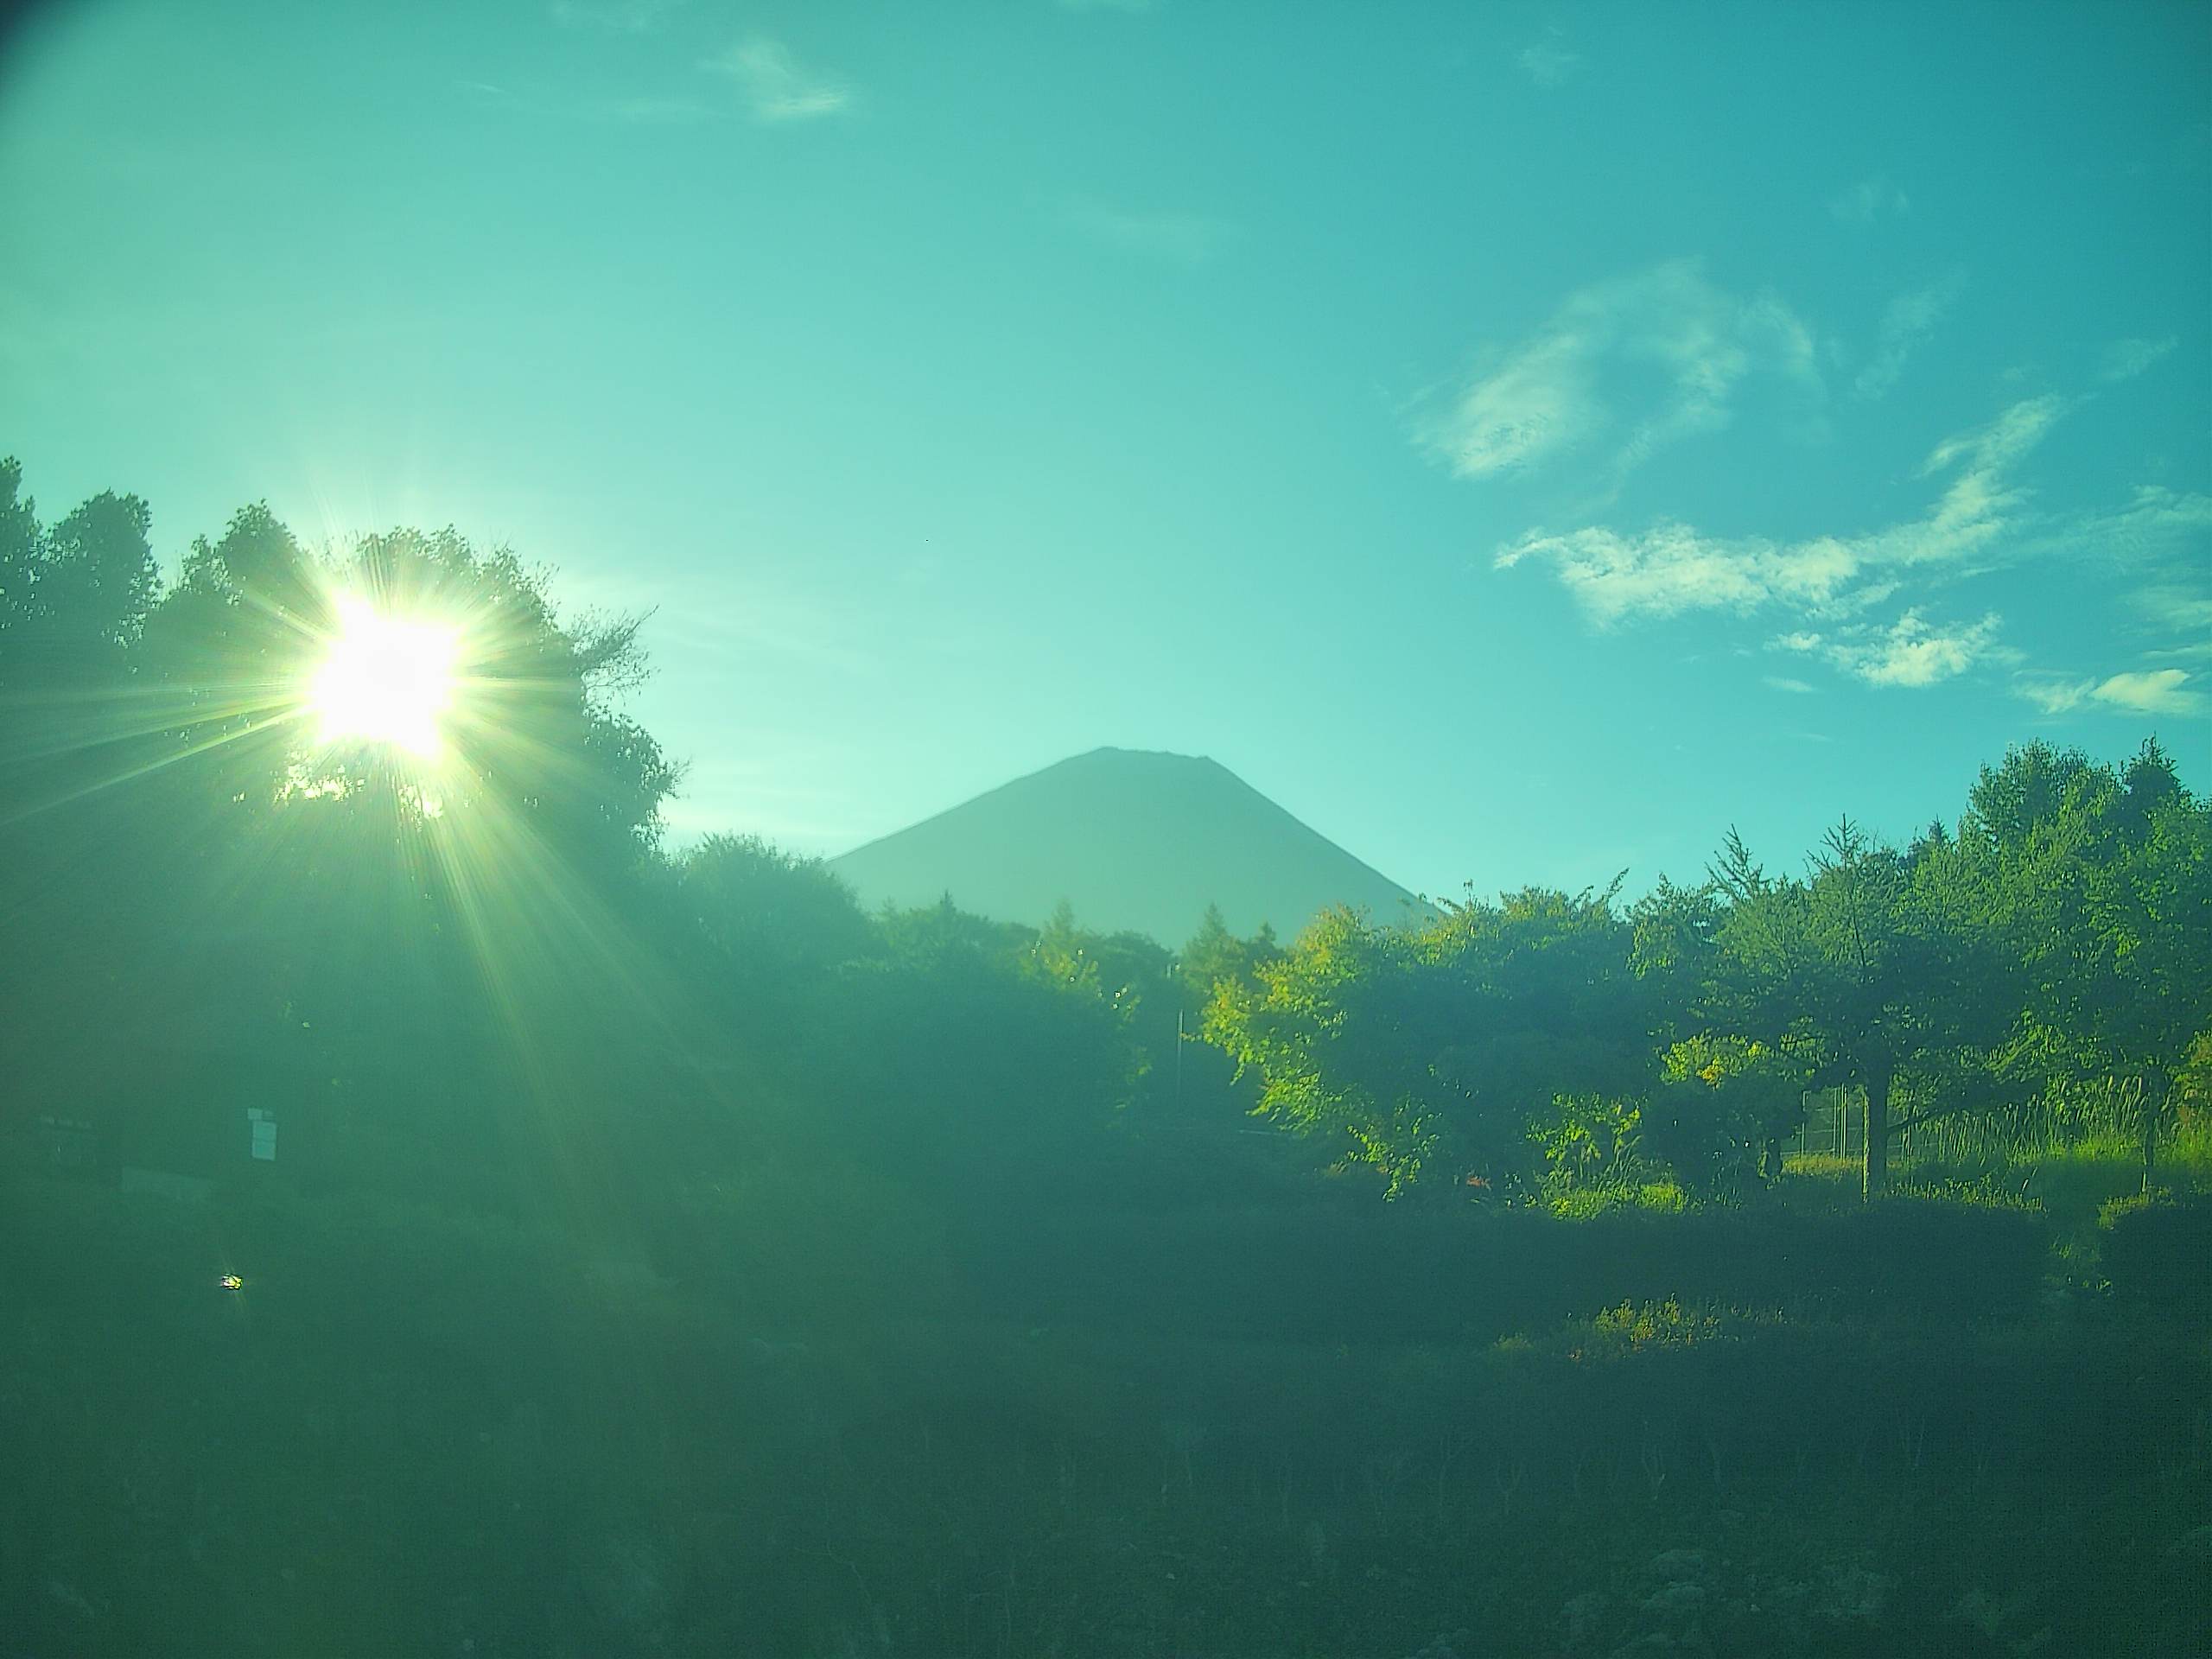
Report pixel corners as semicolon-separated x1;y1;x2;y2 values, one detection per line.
1060;201;1231;264
703;39;852;123
1764;675;1815;694
1495;522;1864;625
1421;261;1821;486
2101;335;2178;383
1518;33;1582;87
2089;668;2202;715
1880;393;2064;563
2095;482;2212;544
1829;176;1910;224
1494;395;2065;626
1825;610;2005;688
1854;271;1967;399
2018;677;2092;714
2022;667;2204;717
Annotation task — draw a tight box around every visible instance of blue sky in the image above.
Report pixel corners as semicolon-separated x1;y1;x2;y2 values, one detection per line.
3;0;2206;905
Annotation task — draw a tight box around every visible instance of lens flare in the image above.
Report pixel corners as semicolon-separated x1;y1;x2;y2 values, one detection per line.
308;596;460;757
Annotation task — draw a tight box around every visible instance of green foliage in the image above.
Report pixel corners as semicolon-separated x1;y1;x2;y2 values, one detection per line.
677;832;874;980
1206;886;1651;1195
1648;1034;1808;1194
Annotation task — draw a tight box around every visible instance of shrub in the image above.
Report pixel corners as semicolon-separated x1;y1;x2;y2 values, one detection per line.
2099;1191;2212;1317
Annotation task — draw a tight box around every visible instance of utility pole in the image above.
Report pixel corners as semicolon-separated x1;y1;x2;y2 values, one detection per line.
1175;1006;1185;1115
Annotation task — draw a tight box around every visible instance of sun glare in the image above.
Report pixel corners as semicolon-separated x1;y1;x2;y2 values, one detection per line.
308;596;461;758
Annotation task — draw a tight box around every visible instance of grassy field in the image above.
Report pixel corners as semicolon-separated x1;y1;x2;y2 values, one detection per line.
4;1148;2207;1658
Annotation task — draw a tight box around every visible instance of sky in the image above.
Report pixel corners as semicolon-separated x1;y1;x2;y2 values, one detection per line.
2;0;2207;905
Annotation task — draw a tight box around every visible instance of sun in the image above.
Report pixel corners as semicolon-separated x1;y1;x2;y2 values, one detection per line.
308;595;461;758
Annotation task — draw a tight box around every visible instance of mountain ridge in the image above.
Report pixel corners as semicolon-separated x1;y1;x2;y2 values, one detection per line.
829;747;1425;947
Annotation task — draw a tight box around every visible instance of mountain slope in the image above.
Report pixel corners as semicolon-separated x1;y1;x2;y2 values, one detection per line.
829;747;1424;946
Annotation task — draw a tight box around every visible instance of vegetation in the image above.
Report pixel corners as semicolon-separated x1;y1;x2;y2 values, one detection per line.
2;462;2206;1656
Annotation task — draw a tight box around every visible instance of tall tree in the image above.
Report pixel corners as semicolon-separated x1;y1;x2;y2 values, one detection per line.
1698;817;2016;1198
1971;740;2212;1188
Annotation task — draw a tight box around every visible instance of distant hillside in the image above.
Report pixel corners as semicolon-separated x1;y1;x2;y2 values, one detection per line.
829;747;1426;947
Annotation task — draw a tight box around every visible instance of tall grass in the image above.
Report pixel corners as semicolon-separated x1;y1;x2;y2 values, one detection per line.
1781;1077;2212;1234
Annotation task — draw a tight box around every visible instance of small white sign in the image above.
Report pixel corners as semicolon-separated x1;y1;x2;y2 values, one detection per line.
249;1115;277;1161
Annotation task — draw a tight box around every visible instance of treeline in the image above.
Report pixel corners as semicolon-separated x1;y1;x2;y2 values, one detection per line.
1208;748;2210;1202
0;463;1255;1227
1;458;2206;1228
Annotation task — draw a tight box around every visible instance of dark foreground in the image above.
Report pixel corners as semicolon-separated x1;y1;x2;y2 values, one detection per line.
3;1169;2205;1659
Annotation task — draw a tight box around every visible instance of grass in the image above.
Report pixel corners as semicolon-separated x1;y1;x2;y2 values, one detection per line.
5;1125;2206;1656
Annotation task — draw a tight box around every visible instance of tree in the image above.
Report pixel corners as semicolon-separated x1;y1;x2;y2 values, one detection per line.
1972;740;2212;1189
807;896;1147;1194
0;457;35;650
0;477;690;1186
1204;887;1650;1197
1178;903;1279;1018
1698;817;2015;1198
678;833;875;979
1652;1033;1809;1191
137;515;678;869
0;465;158;688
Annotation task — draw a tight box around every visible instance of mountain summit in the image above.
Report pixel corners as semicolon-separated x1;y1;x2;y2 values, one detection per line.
829;747;1425;946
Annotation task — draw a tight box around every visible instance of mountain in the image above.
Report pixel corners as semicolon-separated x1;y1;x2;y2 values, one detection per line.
829;747;1427;947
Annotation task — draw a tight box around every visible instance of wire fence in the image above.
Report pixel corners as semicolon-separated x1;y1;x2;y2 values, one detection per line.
1789;1078;2148;1182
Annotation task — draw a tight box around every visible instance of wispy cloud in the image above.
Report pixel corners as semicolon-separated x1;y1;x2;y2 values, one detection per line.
703;38;852;123
1999;479;2212;656
1420;260;1821;488
552;0;687;31
2020;667;2205;717
1518;31;1583;87
1829;176;1909;224
1493;395;2065;627
1764;675;1815;694
1854;270;1967;399
1061;200;1232;264
1495;521;1862;625
2101;334;2178;383
1807;610;2008;688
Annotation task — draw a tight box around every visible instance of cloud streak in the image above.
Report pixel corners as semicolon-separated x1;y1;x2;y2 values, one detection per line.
1829;176;1909;224
1518;32;1582;87
2101;335;2177;383
1420;261;1821;489
2020;667;2205;717
1493;395;2066;627
1854;271;1967;399
703;39;852;123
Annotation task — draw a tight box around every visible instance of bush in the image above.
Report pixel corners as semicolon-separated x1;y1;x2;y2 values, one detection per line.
2099;1190;2212;1317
